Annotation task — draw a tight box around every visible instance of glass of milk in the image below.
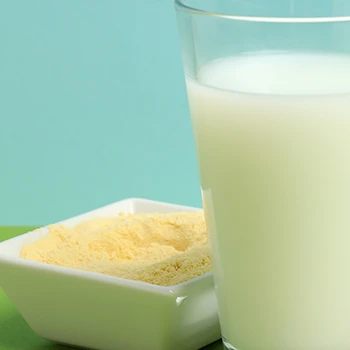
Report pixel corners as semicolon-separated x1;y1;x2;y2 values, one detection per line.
175;1;350;349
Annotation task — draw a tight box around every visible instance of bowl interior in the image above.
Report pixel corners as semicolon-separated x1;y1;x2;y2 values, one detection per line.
0;198;200;259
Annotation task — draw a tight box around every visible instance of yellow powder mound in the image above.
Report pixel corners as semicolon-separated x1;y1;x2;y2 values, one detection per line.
21;211;211;286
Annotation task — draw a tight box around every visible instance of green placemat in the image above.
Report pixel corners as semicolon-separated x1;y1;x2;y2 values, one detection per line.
0;227;223;350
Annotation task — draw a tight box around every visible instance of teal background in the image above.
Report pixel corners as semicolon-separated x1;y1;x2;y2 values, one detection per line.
0;0;200;225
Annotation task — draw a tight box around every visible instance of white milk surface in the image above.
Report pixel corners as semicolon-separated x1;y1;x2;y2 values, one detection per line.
186;52;350;350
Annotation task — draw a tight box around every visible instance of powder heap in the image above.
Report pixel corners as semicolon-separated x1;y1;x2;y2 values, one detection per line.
21;211;211;286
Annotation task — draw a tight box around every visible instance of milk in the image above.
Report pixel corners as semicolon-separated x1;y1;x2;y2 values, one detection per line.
186;52;350;350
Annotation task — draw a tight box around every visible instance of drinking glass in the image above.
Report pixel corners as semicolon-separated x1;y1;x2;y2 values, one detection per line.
175;1;350;349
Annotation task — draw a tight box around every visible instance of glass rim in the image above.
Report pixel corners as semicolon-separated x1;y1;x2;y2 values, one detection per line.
174;0;350;23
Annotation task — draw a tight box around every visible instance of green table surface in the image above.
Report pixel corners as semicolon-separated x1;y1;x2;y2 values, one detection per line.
0;227;223;350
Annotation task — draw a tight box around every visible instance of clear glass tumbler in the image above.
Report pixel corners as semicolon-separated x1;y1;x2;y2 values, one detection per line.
175;1;350;349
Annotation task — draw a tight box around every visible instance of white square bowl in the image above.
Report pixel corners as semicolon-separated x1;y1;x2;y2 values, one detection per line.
0;198;220;350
